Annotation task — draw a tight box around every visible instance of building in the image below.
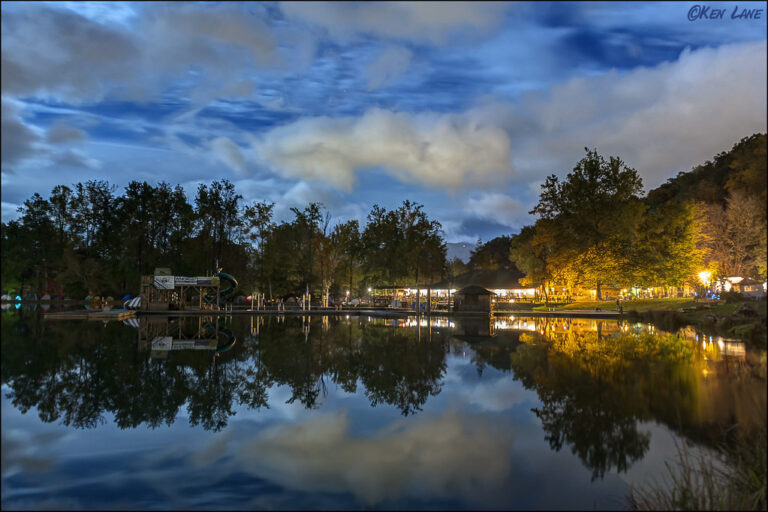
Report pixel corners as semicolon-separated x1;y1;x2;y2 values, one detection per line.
453;285;494;313
371;268;540;310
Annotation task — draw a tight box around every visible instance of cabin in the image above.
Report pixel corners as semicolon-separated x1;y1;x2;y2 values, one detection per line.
454;285;494;313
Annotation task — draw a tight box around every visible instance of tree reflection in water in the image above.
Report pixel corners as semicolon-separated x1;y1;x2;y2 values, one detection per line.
467;317;761;481
2;311;762;482
1;312;448;431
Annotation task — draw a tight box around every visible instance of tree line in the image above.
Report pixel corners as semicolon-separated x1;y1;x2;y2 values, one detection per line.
1;180;446;300
506;134;766;300
2;133;764;301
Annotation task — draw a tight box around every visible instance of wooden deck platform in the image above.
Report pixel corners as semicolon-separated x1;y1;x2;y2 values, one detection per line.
44;309;137;321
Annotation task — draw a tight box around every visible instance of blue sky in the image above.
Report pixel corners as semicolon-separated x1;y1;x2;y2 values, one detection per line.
1;1;766;242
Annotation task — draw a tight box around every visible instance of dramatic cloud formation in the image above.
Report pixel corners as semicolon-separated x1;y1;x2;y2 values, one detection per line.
1;1;765;241
0;3;305;104
254;107;512;191
477;40;768;188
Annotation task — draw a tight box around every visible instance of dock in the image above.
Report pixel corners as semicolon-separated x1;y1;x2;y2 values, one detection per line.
44;309;137;321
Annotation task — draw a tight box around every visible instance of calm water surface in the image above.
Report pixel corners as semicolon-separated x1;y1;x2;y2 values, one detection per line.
2;309;766;510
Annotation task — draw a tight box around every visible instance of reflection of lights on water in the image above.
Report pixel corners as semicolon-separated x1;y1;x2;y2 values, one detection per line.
702;368;710;377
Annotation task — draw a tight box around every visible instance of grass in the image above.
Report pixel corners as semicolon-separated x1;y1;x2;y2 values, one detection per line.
534;298;693;313
629;421;767;510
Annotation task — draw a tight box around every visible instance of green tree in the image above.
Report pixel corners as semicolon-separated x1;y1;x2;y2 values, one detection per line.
531;149;644;299
243;200;275;293
469;235;514;270
361;201;446;287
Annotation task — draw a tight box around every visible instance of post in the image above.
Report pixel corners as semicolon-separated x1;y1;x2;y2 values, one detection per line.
427;288;431;315
416;287;420;316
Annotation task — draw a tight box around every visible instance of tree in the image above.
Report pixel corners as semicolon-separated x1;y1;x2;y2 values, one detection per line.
531;149;644;299
289;202;323;294
361;201;446;287
317;214;344;306
632;201;703;290
469;236;514;270
699;190;766;279
243;200;275;293
194;179;243;271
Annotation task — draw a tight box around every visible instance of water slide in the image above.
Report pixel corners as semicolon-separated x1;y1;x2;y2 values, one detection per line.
202;271;239;306
202;319;237;354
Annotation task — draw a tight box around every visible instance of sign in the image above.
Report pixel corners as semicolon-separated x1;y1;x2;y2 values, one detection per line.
174;276;197;285
154;275;175;289
196;277;220;285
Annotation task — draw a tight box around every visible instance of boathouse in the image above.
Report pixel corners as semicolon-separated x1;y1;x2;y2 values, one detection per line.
453;285;494;312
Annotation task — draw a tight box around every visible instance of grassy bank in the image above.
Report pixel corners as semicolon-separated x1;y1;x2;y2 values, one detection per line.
534;297;767;347
629;422;767;510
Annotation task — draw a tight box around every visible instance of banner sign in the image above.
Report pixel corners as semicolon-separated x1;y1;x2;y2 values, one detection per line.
174;276;196;285
154;275;175;289
196;277;220;285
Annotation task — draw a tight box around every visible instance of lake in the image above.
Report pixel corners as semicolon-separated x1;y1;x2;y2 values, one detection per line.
2;310;766;510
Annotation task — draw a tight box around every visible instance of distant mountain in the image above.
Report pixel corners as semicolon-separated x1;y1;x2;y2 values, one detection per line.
446;242;474;263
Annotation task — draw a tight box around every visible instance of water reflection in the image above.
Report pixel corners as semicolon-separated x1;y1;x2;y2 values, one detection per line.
2;311;764;487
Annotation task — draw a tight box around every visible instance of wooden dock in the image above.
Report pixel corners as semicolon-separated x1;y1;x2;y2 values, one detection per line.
44;309;137;321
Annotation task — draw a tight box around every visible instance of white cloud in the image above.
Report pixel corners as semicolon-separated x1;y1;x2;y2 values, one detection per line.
254;107;513;191
236;410;513;506
472;40;767;189
0;3;302;105
464;192;531;228
279;2;509;45
365;45;413;90
210;137;248;175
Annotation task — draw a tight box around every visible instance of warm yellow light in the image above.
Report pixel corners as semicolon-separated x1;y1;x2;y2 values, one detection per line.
698;271;711;285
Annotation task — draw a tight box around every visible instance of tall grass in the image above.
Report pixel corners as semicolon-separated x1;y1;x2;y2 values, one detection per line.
629;423;767;510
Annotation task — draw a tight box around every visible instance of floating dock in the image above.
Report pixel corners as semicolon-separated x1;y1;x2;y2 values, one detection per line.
44;309;137;321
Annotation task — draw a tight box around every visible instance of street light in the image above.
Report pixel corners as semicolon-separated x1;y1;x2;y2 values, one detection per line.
698;271;711;285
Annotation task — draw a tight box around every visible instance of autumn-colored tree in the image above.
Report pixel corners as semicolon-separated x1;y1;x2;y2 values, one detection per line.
531;149;644;299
